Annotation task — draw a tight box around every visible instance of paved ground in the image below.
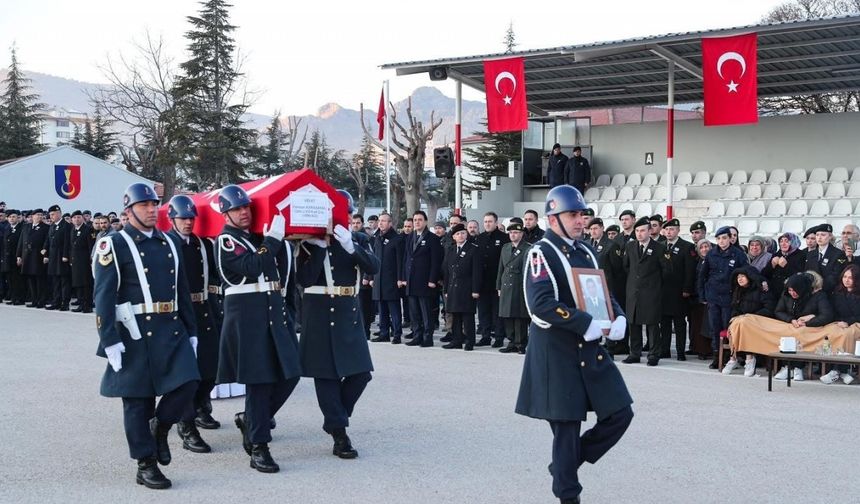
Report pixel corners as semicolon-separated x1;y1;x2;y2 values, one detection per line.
1;303;858;503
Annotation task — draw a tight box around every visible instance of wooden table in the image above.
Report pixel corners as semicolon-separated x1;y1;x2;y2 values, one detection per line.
766;351;860;391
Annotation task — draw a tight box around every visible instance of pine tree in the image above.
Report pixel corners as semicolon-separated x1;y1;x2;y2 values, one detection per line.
90;105;117;159
251;112;286;178
0;47;44;159
69;123;85;150
462;121;521;191
503;21;517;53
302;130;350;189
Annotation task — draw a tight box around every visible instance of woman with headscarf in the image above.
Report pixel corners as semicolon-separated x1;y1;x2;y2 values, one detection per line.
688;239;714;359
722;265;772;376
747;236;773;272
762;232;807;308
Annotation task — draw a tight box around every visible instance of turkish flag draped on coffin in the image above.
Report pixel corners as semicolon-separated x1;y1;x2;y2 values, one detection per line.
702;33;758;126
157;168;350;238
483;57;528;133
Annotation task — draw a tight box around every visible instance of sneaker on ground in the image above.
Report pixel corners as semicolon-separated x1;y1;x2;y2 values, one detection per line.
819;370;840;384
841;373;854;385
793;368;804;381
743;356;757;377
774;366;789;380
722;359;738;375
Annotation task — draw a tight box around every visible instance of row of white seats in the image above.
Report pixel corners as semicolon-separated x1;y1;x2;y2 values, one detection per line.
593;166;860;189
709;218;857;239
707;199;860;218
584;186;688;203
590;201;671;219
721;182;860;200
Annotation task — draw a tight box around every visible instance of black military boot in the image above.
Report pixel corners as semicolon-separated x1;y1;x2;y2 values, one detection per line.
249;443;280;473
234;412;252;456
149;418;172;466
491;338;505;348
391;336;401;345
475;336;492;347
177;421;212;453
195;404;221;430
331;428;358;459
136;456;171;489
560;497;581;504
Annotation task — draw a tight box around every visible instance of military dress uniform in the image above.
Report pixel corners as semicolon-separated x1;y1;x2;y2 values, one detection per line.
69;219;95;312
93;199;200;488
497;232;531;353
296;223;380;458
805;228;848;295
2;214;25;304
659;228;697;360
475;227;510;346
623;231;673;365
441;228;481;350
45;207;73;310
371;227;404;343
17;215;49;307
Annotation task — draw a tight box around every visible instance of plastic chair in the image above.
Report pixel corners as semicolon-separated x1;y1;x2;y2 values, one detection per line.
635;187;652;201
787;200;808;216
829;167;849;183
712;171;729;185
849;182;860;198
676;172;693;185
824;183;845;199
856;201;860;215
673;187;688;200
625;173;642;187
759;219;781;236
749;169;768;185
601;186;618;201
741;185;762;199
730;170;748;185
617;187;634;201
642;173;658;186
584;187;600;201
692;172;711;185
636;202;653;217
808;168;828;183
726;201;745;217
738;220;758;236
851;167;860;182
768;169;787;184
654;186;668;201
783;183;803;199
746;200;765;217
595;174;611;187
788;168;807;183
658;173;675;186
808;200;830;217
655;202;668;216
763;185;782;199
765;200;787;216
610;174;626;187
803;183;824;199
600;202;617;218
706;201;726;217
782;219;804;235
724;185;742;200
831;200;852;216
617;202;634;214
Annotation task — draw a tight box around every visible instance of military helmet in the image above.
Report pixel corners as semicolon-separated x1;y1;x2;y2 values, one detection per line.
544;185;587;216
123;183;159;209
337;189;356;214
168;194;198;219
218;184;252;213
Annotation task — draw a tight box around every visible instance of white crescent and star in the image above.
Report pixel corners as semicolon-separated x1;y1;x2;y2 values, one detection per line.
494;71;517;106
716;51;747;93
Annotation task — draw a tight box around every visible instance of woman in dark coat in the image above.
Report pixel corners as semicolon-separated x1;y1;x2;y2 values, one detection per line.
772;272;834;381
820;264;860;385
722;265;772;376
689;239;713;359
762;232;806;309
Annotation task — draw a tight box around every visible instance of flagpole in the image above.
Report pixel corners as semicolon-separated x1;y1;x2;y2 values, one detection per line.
455;80;462;215
666;61;675;221
384;80;391;214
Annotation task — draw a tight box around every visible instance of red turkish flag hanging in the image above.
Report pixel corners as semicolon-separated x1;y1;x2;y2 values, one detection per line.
702;33;758;126
483;57;528;133
376;87;385;140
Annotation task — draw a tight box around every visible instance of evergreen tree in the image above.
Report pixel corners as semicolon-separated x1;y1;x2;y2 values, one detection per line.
0;47;44;159
503;21;517;53
251;112;287;178
173;0;256;186
69;123;85;150
462;121;521;191
302;130;350;189
91;105;117;159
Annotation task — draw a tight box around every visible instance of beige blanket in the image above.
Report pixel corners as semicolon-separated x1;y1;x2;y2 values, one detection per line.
728;314;860;355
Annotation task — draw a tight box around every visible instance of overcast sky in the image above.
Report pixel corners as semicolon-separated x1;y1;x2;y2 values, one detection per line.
1;0;787;116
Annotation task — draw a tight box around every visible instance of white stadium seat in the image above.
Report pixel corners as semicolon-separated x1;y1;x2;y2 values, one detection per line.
625;173;642;187
611;174;626;187
766;200;787;216
711;171;729;185
746;200;765;217
601;187;618;200
759;219;781;236
730;170;748;185
852;167;860;182
635;187;652;200
595;174;611;187
706;201;726;217
803;183;824;199
673;187;688;200
642;173;659;186
808;200;830;216
584;187;600;201
763;184;783;199
831;200;853;216
600;202;616;218
787;200;808;216
588;203;599;214
636;202;653;217
824;183;845;199
658;173;674;186
617;186;634;201
829;167;849;183
724;185;742;200
654;186;668;200
782;219;804;235
676;172;692;185
692;172;711;185
700;219;715;233
768;169;787;184
617;202;634;214
749;169;768;184
655;202;668;216
847;182;860;198
788;168;807;183
742;185;762;199
808;167;828;183
783;183;803;199
831;218;853;233
856;201;860;215
738;220;758;236
726;201;745;216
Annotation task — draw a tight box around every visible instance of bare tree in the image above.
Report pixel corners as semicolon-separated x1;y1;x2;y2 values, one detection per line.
359;97;443;217
283;115;308;169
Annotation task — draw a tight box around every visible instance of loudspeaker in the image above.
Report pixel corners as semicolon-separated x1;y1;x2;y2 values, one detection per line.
429;66;448;81
434;147;455;178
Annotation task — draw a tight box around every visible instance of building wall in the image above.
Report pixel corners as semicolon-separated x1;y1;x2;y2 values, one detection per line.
39;108;89;148
590;111;860;179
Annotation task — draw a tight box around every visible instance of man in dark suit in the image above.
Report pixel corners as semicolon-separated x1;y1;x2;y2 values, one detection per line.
622;217;673;366
402;210;442;347
68;211;95;313
564;146;591;195
441;223;481;350
44;204;73;310
522;209;545;244
370;213;404;344
2;209;25;304
806;223;848;295
475;211;509;347
351;214;374;340
546;143;568;188
18;208;49;307
659;219;697;360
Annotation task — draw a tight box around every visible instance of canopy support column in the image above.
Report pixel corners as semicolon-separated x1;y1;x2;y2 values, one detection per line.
455;80;463;215
666;61;675;220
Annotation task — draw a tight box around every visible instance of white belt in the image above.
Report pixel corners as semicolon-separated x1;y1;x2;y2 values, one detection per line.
224;281;282;296
131;301;176;314
304;285;356;296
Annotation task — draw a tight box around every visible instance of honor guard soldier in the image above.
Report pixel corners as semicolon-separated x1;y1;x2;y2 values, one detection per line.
45;204;73;310
215;184;302;473
295;189;380;459
370;212;405;344
659;219;697;360
68;211;95;313
93;183;201;489
165;195;221;453
440;223;481;350
3;210;25;304
516;185;633;504
497;220;532;354
18;208;49;307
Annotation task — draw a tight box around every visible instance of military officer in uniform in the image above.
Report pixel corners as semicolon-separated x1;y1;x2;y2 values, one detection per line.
516;185;633;504
18;208;49;307
68;210;95;313
296;189;380;459
3;210;25;304
497;220;531;354
93;183;200;489
806;223;848;294
659;219;697;360
440;223;481;350
370;212;404;344
215;184;302;473
165;195;221;452
45;204;73;310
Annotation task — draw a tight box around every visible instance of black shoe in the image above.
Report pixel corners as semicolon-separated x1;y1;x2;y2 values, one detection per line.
499;346;518;353
677;354;687;361
136;456;171;489
420;340;434;347
72;306;83;313
149;418;172;466
44;304;56;311
234;412;252;456
370;335;390;343
270;417;277;430
464;342;474;351
250;443;280;473
195;408;221;430
59;305;69;312
331;428;358;459
622;356;640;364
699;353;713;361
373;331;382;336
708;360;719;370
643;344;650;352
404;338;421;347
685;350;699;356
177;421;211;453
491;338;505;348
560;497;581;504
475;337;492;347
518;347;526;354
647;358;659;367
391;337;401;345
82;308;93;313
440;332;453;343
403;332;416;340
442;342;462;349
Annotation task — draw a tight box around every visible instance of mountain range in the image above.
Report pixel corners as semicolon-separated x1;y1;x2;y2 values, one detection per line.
0;69;489;153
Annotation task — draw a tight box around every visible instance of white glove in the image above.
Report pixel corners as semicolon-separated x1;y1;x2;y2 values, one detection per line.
303;238;328;248
607;316;627;341
264;214;286;241
189;336;198;357
105;342;126;372
583;320;603;342
333;225;355;254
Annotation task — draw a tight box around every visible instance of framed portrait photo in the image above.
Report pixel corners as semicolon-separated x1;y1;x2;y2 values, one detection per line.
571;268;615;329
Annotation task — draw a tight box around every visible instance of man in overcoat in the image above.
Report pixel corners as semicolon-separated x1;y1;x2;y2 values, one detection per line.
68;210;94;313
659;219;697;360
370;212;404;344
497;221;531;354
440;223;481;350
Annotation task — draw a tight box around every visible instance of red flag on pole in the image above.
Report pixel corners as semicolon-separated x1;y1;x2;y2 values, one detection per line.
376;87;385;140
702;33;758;126
483;57;528;133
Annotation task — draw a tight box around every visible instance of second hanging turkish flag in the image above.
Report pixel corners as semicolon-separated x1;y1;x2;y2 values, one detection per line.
702;33;758;126
484;57;528;133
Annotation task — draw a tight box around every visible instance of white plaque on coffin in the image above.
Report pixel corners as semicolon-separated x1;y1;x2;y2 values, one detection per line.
278;184;334;229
